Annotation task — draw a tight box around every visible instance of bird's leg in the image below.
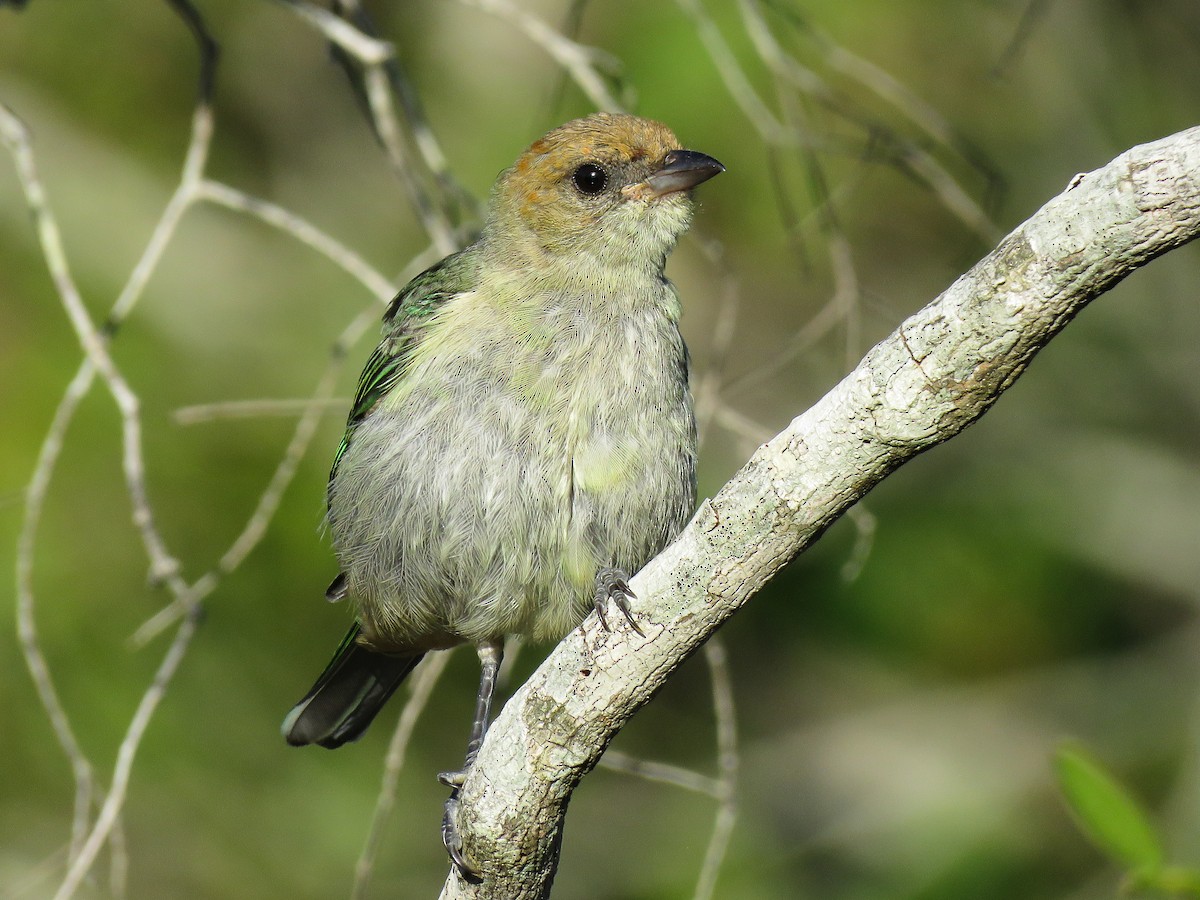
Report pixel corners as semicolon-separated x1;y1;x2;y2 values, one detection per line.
438;638;504;882
594;566;643;635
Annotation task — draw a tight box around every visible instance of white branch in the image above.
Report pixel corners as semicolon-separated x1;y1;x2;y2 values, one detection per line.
438;126;1200;897
457;0;624;113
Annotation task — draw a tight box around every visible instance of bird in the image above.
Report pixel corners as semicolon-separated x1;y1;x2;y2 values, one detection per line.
282;112;723;878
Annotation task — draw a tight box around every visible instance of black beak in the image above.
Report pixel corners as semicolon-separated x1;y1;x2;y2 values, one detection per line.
641;149;725;198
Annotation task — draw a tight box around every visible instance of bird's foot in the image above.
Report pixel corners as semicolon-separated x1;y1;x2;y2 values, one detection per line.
593;567;643;635
438;771;481;882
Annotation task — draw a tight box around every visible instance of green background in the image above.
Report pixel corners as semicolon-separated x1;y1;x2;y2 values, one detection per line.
2;1;1199;897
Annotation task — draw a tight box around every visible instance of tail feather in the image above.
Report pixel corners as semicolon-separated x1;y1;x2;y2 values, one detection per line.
283;624;424;749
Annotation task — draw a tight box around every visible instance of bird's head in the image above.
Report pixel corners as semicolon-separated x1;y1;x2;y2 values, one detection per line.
486;113;723;278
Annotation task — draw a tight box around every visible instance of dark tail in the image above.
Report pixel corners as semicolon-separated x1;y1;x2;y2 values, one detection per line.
283;624;424;749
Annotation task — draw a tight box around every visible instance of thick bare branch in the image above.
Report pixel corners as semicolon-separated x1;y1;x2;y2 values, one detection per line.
438;125;1200;897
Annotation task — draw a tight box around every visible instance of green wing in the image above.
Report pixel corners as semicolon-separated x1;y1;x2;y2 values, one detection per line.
328;250;476;491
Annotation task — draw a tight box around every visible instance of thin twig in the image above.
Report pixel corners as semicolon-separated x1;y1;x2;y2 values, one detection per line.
991;0;1054;78
740;0;1000;241
4;98;210;874
690;235;742;451
53;605;204;900
108;103;214;331
676;0;789;143
0;105;184;586
11;358;98;863
6;3;218;890
458;0;625;113
131;307;378;646
277;0;460;255
273;0;393;64
360;61;460;256
720;292;844;396
163;0;219;104
197;180;397;301
174;397;347;425
599;751;723;797
694;637;739;900
219;364;344;570
336;0;481;238
107;804;129;899
353;652;454;900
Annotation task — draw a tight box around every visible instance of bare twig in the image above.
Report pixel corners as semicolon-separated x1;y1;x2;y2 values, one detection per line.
0;105;186;586
174;397;347;425
131;305;379;646
11;359;98;863
738;0;1000;241
53;605;204;900
273;0;393;64
352;652;454;900
458;0;625;113
694;637;739;900
339;0;481;240
276;0;461;255
5;4;217;893
107;816;129;899
197;180;397;301
690;234;742;451
361;62;461;257
3;93;212;879
677;0;789;142
598;751;722;797
109;105;214;333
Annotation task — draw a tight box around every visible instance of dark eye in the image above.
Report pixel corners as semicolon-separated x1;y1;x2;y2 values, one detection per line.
572;163;608;196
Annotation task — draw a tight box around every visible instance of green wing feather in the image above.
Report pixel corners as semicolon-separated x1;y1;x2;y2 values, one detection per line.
328;251;477;492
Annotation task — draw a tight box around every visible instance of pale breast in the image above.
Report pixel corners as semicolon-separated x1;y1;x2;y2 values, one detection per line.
329;286;695;650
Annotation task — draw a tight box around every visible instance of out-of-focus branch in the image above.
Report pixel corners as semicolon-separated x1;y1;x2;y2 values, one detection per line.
196;180;398;302
437;126;1200;898
2;93;209;893
458;0;624;113
352;652;453;900
279;0;463;255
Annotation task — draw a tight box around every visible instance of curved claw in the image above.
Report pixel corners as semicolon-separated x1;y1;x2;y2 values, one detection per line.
442;792;482;883
593;567;643;636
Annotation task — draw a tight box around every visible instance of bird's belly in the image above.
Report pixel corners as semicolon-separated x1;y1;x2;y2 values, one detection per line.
328;318;695;652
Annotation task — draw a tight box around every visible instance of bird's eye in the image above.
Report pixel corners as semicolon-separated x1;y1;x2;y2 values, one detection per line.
572;163;608;196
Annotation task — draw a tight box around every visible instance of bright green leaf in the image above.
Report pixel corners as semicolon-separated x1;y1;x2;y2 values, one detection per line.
1054;743;1164;873
1145;866;1200;898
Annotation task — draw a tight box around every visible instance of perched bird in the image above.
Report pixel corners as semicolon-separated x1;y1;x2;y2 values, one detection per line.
283;112;723;877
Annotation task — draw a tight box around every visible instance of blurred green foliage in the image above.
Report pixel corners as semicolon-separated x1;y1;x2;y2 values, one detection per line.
1055;743;1200;898
1055;744;1164;876
2;1;1199;898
